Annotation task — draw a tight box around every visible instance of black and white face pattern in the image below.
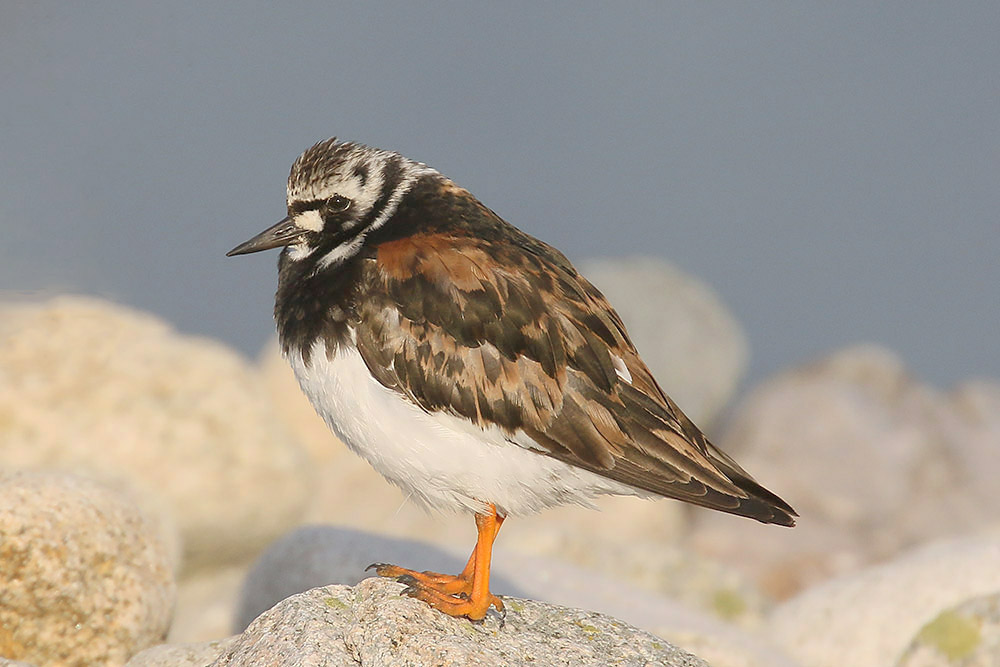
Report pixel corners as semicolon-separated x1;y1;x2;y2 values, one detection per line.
282;138;436;268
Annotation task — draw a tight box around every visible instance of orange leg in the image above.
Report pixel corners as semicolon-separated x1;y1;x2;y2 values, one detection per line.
368;505;505;621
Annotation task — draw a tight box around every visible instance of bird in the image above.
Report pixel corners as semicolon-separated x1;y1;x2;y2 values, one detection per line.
227;137;796;622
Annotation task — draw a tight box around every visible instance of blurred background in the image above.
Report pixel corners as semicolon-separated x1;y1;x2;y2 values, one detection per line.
1;2;997;387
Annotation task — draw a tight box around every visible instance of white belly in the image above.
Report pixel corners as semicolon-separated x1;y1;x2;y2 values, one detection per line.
287;340;639;516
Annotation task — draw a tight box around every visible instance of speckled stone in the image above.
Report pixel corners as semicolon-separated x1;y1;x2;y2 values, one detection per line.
234;525;798;667
233;525;524;633
691;346;1000;598
215;578;709;667
125;638;238;667
767;533;1000;667
0;471;176;666
896;593;1000;667
0;295;312;571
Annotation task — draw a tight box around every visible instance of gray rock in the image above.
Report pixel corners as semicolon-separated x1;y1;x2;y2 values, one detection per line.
767;533;1000;667
691;345;1000;598
215;578;709;667
0;295;313;571
494;550;801;667
0;471;176;666
896;592;1000;667
125;638;238;667
236;525;799;667
234;525;525;632
499;527;769;629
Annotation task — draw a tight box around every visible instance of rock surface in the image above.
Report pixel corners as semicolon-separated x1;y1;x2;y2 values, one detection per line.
0;471;176;666
125;638;238;667
234;525;525;632
215;578;709;667
235;525;798;667
690;345;1000;597
501;517;768;628
767;533;1000;667
493;551;801;667
0;295;312;570
896;592;1000;667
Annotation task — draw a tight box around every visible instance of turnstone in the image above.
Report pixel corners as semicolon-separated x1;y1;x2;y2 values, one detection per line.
228;138;796;621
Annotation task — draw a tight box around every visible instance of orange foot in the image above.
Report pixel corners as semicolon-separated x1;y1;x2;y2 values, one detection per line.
367;562;474;596
367;506;505;622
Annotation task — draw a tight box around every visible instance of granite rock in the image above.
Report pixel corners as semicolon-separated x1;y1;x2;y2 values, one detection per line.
0;471;176;666
233;525;524;632
125;638;238;667
767;533;1000;667
895;592;1000;667
495;550;802;667
235;525;797;667
0;295;312;570
690;345;1000;597
216;578;709;667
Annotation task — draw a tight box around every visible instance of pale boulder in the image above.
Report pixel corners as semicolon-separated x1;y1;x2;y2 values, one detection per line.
234;525;798;667
125;639;238;667
213;578;710;667
895;592;1000;666
233;525;524;633
690;345;1000;597
0;471;176;666
766;533;1000;667
0;295;313;570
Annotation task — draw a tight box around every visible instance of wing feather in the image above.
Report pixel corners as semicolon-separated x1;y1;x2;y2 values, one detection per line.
358;226;796;526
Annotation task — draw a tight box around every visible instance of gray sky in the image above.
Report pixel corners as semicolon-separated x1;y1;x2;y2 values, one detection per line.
1;2;997;388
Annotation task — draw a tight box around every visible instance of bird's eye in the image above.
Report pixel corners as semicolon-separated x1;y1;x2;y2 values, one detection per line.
327;195;351;212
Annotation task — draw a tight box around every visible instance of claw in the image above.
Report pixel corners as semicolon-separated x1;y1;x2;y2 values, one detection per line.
364;505;506;622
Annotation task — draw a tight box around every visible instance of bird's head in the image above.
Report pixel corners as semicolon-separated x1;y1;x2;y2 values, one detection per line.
227;138;434;267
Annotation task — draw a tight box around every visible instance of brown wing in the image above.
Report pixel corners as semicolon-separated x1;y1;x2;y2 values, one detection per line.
356;223;796;526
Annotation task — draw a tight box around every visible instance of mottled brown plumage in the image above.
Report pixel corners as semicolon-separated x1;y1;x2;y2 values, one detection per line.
352;185;796;525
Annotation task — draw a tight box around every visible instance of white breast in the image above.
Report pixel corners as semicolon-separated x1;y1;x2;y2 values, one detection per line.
286;340;639;516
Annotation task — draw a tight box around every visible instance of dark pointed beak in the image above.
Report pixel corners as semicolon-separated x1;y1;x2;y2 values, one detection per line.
226;216;308;256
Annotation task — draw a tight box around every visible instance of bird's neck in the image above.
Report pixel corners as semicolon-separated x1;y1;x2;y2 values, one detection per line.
274;248;365;362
